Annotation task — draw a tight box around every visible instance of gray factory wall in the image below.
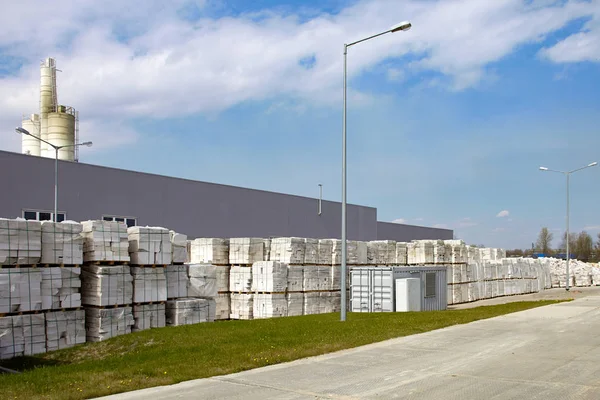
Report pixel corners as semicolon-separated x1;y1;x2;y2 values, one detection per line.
377;221;453;242
0;151;377;241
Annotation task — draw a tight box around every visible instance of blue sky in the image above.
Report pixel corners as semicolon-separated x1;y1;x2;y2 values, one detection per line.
1;0;599;249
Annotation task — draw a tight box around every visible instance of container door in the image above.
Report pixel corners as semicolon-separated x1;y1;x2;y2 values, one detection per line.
371;269;394;312
351;269;370;312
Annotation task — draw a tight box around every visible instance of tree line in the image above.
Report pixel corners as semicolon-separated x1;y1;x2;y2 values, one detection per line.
505;228;600;262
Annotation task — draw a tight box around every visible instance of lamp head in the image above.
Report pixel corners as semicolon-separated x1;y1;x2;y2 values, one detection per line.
390;21;412;33
81;141;93;147
539;167;548;171
589;162;598;167
15;127;30;136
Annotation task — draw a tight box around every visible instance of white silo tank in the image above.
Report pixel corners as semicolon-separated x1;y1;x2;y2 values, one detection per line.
47;106;76;161
21;114;41;156
40;58;57;158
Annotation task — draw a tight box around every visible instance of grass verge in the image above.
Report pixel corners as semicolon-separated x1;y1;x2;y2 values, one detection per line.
1;300;564;399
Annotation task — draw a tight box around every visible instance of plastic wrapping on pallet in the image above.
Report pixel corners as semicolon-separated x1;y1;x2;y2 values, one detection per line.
41;267;81;309
215;293;230;320
395;242;408;265
166;298;211;325
367;241;396;265
287;265;304;292
303;266;331;291
81;265;133;306
253;294;287;319
190;238;229;264
215;265;230;293
133;303;166;331
0;268;42;313
188;264;218;298
1;314;46;359
407;241;435;264
45;310;85;351
304;238;318;264
131;267;167;303
0;218;42;265
229;266;252;293
286;293;303;316
317;239;333;265
41;221;83;265
252;261;288;293
229;238;263;264
269;237;305;264
331;240;367;265
128;226;172;265
81;220;130;263
230;293;253;320
85;307;134;342
165;264;188;299
170;231;188;264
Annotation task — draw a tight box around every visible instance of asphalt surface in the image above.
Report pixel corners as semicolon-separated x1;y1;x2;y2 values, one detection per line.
100;294;600;399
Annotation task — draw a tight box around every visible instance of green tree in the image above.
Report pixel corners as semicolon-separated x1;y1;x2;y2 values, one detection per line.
535;227;553;255
575;231;594;261
560;232;578;255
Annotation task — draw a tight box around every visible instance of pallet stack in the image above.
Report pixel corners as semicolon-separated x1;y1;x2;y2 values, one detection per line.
190;238;230;320
229;238;263;320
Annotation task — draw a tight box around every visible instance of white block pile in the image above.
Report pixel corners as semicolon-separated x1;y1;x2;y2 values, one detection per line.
287;293;303;316
41;221;83;265
41;267;81;309
81;265;133;306
407;241;434;264
467;246;481;263
395;242;408;265
85;307;134;342
317;239;333;265
229;238;263;264
133;303;166;331
215;265;230;293
0;314;45;359
188;264;218;298
263;239;272;261
131;267;167;303
303;266;331;291
170;231;188;264
304;238;318;264
0;268;42;313
544;258;600;288
45;310;85;351
215;293;230;320
331;266;341;290
230;293;253;320
128;227;172;265
190;238;229;264
269;237;305;264
480;248;506;261
229;266;252;293
81;220;130;263
304;292;340;315
252;261;288;292
0;219;42;265
331;240;367;265
253;294;287;319
367;241;396;265
165;264;188;299
166;298;213;326
287;265;304;292
444;240;468;264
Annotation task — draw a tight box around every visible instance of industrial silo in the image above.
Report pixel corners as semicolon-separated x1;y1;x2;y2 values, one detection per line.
21;114;41;156
40;58;57;158
47;105;76;161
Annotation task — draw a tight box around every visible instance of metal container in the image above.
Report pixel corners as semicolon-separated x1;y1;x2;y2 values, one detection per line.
350;266;447;312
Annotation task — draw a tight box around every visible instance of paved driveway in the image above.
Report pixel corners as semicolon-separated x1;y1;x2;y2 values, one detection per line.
101;296;600;399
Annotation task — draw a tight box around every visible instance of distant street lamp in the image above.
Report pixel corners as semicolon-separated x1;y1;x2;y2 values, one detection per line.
539;162;598;291
16;127;92;222
341;21;412;321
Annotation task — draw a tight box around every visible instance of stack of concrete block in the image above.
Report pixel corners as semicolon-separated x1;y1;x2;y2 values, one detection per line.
331;266;342;290
332;240;367;265
287;293;304;316
215;266;230;293
304;238;318;264
131;267;167;303
230;293;253;320
253;294;287;319
229;265;252;293
467;246;481;263
317;239;333;265
367;241;396;265
407;241;435;264
45;310;85;351
229;238;263;264
132;303;166;331
269;237;305;264
41;221;83;265
165;264;188;299
287;265;304;292
0;314;46;359
85;307;134;342
215;293;231;320
395;242;408;265
81;220;130;263
170;231;188;264
252;261;288;292
444;240;468;264
303;266;331;291
0;268;42;313
81;265;133;307
190;238;229;264
188;264;218;298
41;267;81;309
166;298;213;325
0;219;42;265
128;227;172;265
304;292;340;315
263;239;271;261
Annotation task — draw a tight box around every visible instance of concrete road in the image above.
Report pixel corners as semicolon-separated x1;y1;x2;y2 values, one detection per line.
101;296;600;400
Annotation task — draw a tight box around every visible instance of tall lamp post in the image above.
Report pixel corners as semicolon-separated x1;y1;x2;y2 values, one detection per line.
16;127;92;222
341;21;412;321
539;161;597;291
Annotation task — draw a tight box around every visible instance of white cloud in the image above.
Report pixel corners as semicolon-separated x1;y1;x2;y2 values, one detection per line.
0;0;598;151
392;218;407;224
497;210;510;218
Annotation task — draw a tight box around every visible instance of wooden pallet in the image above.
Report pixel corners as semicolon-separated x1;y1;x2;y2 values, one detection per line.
85;260;129;266
0;264;37;269
41;264;81;268
83;304;132;309
133;301;166;306
0;309;42;318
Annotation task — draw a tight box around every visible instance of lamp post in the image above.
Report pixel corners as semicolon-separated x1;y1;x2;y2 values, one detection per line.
16;127;92;222
341;21;412;321
539;161;597;291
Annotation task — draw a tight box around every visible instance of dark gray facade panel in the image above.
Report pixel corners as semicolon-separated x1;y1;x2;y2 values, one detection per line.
376;221;453;242
0;151;379;241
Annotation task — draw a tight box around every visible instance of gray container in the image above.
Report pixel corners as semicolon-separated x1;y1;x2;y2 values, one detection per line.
350;266;447;312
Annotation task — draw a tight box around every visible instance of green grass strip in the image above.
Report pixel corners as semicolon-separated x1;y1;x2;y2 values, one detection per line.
0;300;565;400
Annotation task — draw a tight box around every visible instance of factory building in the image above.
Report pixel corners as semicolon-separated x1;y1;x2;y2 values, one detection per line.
0;150;453;242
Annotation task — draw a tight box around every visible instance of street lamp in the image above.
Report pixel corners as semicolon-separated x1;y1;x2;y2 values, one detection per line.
539;161;597;291
341;21;412;321
16;127;93;222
